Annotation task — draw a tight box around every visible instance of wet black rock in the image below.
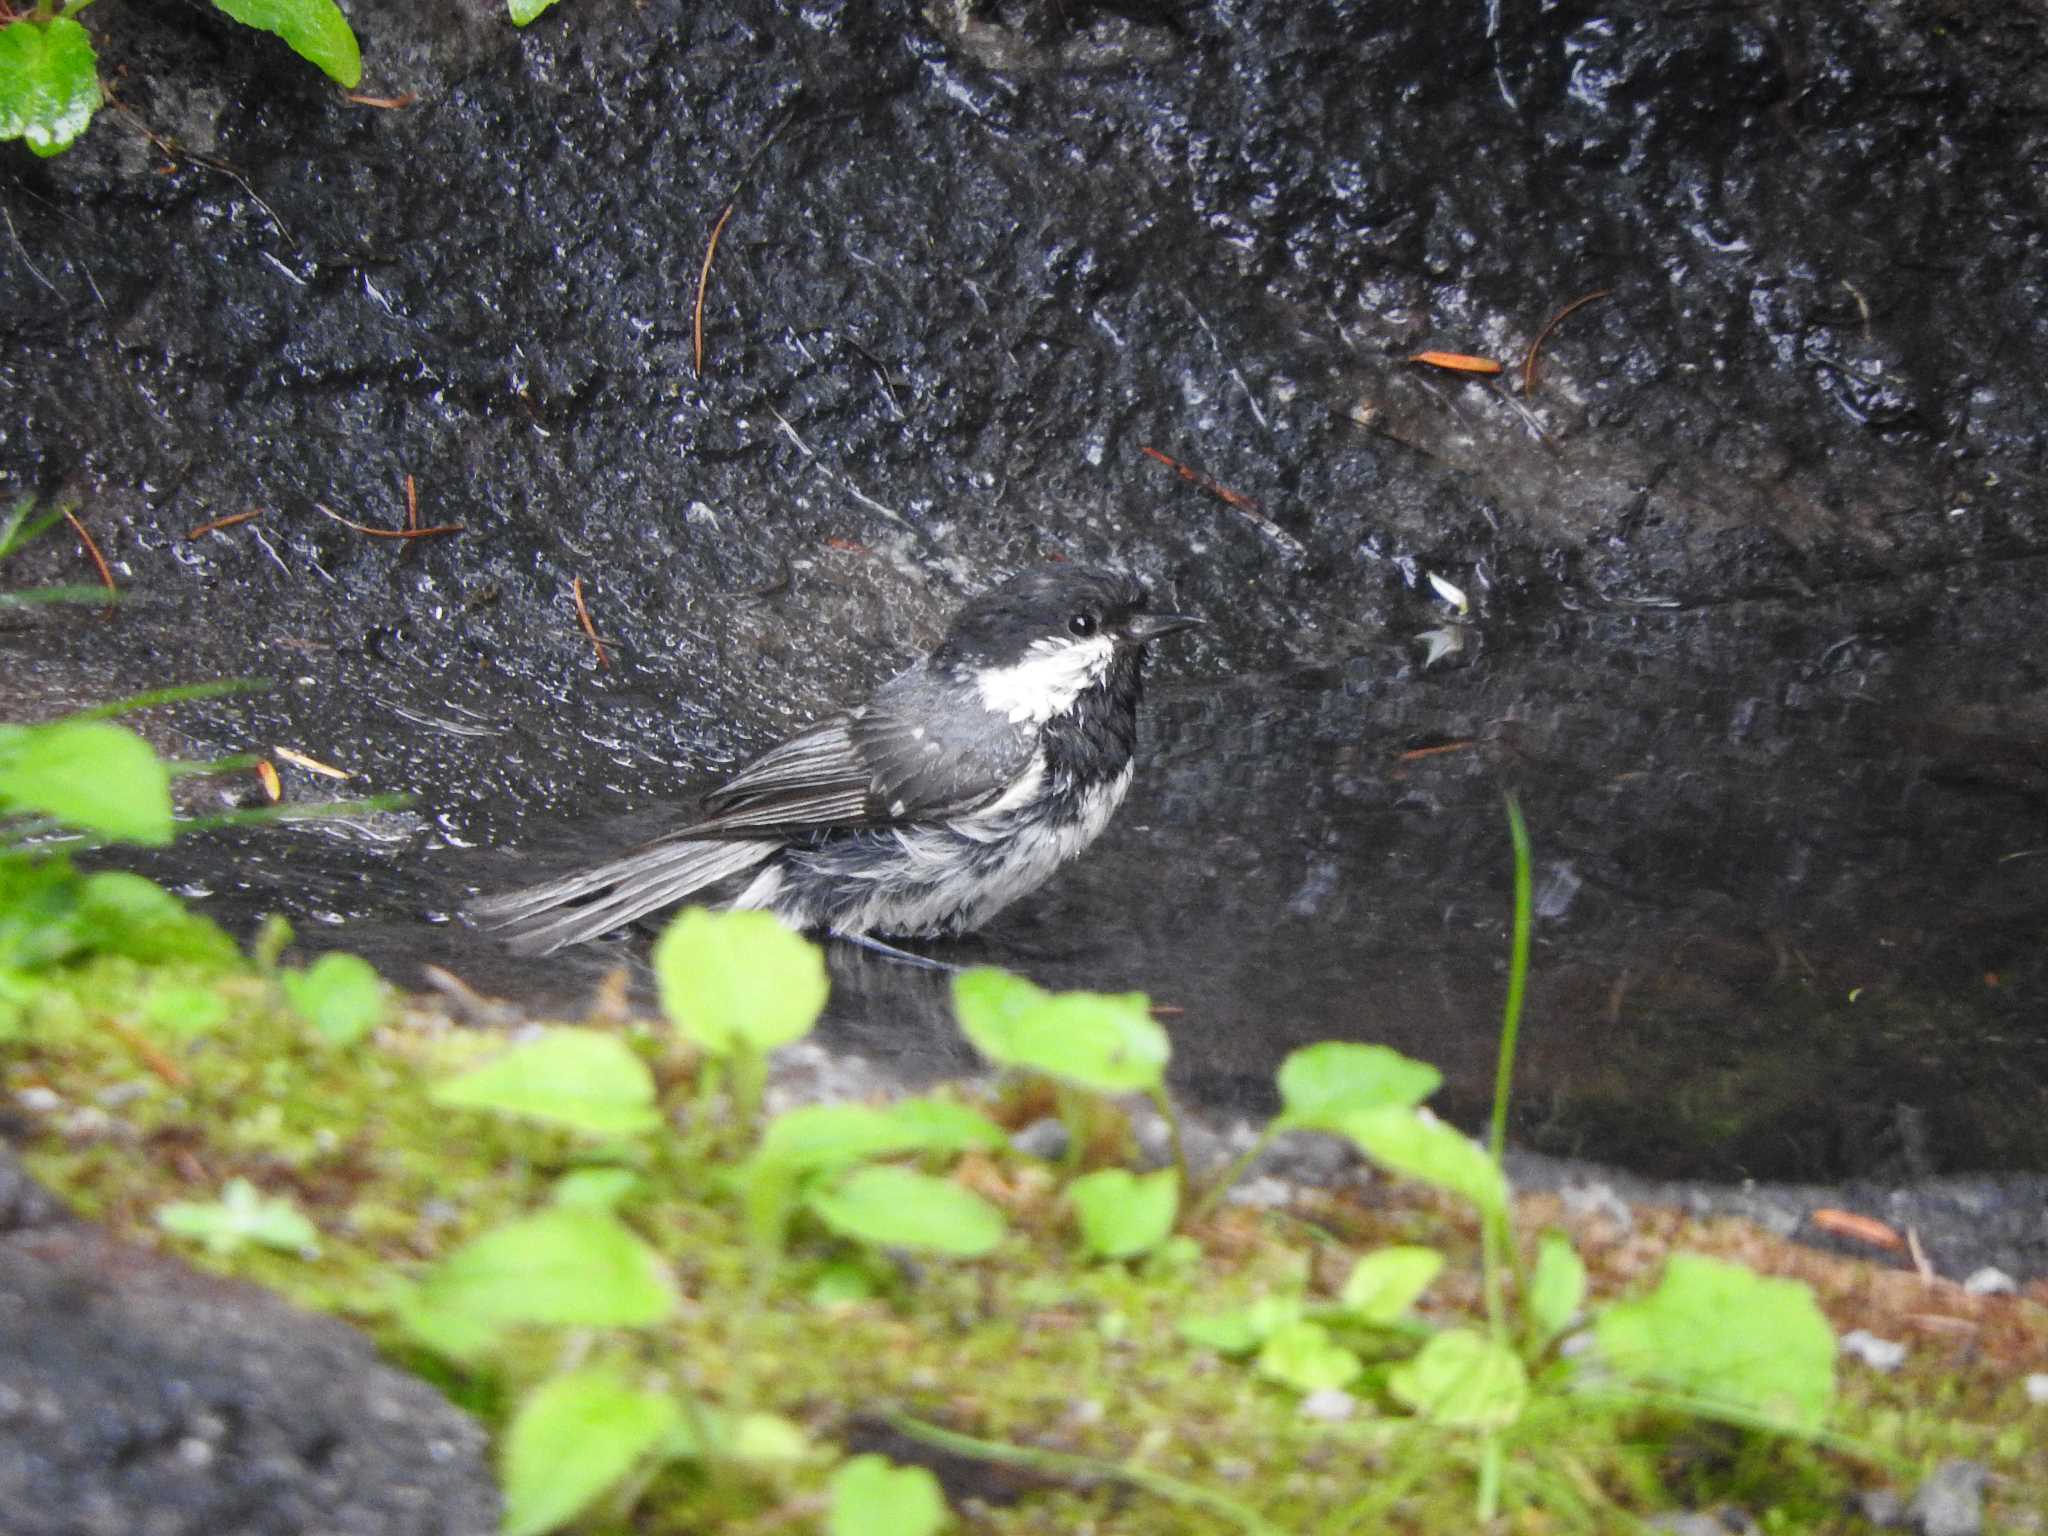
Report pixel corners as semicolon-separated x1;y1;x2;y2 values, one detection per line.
0;1149;497;1536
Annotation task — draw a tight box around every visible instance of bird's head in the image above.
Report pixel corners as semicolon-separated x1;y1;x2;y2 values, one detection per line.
939;566;1202;725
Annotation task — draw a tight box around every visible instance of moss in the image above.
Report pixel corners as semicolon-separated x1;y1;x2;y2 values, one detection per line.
4;950;2044;1533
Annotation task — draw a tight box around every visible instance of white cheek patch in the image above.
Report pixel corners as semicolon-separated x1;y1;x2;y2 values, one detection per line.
971;637;1115;724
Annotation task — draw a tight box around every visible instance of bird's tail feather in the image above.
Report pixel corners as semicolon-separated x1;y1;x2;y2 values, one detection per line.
468;838;778;956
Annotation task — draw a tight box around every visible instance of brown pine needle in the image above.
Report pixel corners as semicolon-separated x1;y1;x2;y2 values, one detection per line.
694;201;736;377
62;509;117;600
186;509;264;539
344;91;418;110
272;746;353;780
404;473;419;531
1408;350;1503;375
1397;740;1477;762
572;577;612;671
1522;287;1614;395
311;502;464;539
103;1015;188;1088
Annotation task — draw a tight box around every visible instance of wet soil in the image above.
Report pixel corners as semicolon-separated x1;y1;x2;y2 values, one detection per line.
4;2;2046;1230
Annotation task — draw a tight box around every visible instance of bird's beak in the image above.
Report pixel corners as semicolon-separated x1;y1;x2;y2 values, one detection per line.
1121;611;1205;645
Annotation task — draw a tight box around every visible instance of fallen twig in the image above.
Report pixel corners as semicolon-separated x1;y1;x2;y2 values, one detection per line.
62;509;117;603
694;201;737;377
311;502;464;540
571;576;612;671
1139;444;1305;561
186;509;264;539
1522;288;1613;396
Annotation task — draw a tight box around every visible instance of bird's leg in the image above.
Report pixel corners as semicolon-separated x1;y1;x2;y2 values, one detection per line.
828;930;961;974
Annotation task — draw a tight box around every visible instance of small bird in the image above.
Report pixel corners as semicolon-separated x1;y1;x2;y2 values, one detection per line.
470;565;1201;957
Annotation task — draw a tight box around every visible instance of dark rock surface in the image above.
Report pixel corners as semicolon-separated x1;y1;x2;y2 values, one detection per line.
3;2;2045;1205
0;1148;497;1536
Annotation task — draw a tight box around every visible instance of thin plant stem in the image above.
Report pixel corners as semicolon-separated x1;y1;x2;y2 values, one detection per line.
1488;793;1533;1166
1148;1084;1191;1202
1056;1083;1089;1173
1478;1434;1503;1521
884;1413;1290;1536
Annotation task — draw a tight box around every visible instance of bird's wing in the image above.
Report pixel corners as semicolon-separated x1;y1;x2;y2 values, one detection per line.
693;664;1038;835
849;665;1040;820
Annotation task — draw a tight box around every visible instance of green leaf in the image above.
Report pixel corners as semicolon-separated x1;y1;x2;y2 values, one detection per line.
952;968;1169;1094
1387;1327;1529;1429
805;1166;1005;1256
501;1367;681;1536
508;0;564;24
0;720;172;844
0;17;99;157
157;1177;320;1257
552;1167;643;1210
211;0;362;88
413;1207;678;1332
652;907;827;1055
755;1098;1004;1173
1341;1106;1507;1218
1177;1293;1302;1355
142;983;231;1039
728;1411;811;1463
830;1454;947;1536
1527;1231;1587;1348
280;951;385;1045
1275;1042;1441;1130
1068;1167;1179;1260
1255;1320;1363;1393
1338;1245;1444;1325
430;1028;660;1136
0;856;89;970
1593;1253;1835;1431
77;872;239;967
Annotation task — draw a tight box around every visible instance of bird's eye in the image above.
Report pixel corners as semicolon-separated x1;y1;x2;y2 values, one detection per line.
1068;613;1098;638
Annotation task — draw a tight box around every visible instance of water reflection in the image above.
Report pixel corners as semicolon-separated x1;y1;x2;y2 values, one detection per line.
118;573;2048;1186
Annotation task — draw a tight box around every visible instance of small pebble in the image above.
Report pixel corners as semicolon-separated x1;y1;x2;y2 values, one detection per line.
1907;1459;1985;1536
1297;1388;1356;1422
1225;1175;1293;1209
1859;1488;1907;1529
1840;1329;1908;1372
2025;1373;2048;1406
1009;1118;1069;1161
1960;1267;2016;1297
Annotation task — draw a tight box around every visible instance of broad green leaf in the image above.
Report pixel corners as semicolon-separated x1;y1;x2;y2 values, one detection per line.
1276;1042;1441;1130
157;1177;320;1257
1387;1327;1529;1429
805;1166;1004;1256
280;950;384;1045
0;720;171;844
1069;1167;1178;1260
508;0;564;24
1339;1245;1444;1324
755;1097;1003;1173
830;1454;947;1536
1341;1106;1507;1218
729;1411;811;1462
0;17;99;157
431;1028;660;1136
0;856;89;970
211;0;362;88
1177;1293;1303;1355
1527;1231;1587;1348
552;1167;642;1210
653;907;827;1054
953;968;1168;1094
501;1367;681;1536
142;983;231;1038
77;871;239;967
1593;1253;1834;1431
415;1207;677;1330
1255;1320;1363;1393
